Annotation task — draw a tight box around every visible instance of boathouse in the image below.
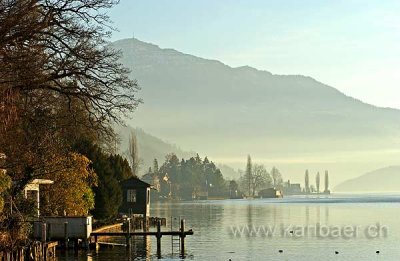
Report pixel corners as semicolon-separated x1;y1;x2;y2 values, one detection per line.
34;216;92;241
258;188;282;198
120;177;152;217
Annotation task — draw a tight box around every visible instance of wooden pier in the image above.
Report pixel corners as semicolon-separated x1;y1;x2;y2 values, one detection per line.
0;241;58;261
90;219;193;258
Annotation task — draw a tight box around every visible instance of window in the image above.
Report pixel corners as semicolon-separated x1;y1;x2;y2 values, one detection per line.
127;189;136;203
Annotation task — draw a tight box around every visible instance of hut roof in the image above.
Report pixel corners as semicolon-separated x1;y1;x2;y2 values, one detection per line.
120;177;151;188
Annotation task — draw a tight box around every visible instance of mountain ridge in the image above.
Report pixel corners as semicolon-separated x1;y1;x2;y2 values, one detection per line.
111;37;400;183
114;38;399;111
334;166;400;192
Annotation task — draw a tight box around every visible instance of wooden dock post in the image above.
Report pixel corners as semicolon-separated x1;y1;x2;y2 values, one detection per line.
156;220;162;258
90;222;194;257
92;234;98;250
41;223;47;261
64;222;68;249
180;219;185;257
126;218;131;248
41;222;47;243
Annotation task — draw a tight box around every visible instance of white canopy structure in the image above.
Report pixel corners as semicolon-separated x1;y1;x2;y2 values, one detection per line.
24;179;54;217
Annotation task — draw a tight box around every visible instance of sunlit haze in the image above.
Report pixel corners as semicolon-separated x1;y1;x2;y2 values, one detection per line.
3;1;400;260
108;0;400;109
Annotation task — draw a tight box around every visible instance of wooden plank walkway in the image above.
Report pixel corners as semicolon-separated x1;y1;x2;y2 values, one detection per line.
90;219;193;258
97;242;127;248
91;231;193;237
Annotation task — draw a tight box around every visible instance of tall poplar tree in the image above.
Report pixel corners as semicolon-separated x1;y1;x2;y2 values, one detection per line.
324;170;329;193
129;131;140;176
305;170;310;193
245;155;252;197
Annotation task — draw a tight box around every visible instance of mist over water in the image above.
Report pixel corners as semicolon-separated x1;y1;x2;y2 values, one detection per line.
4;1;400;260
58;194;400;260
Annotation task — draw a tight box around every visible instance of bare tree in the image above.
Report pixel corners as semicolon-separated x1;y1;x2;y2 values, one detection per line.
252;164;272;196
239;163;272;197
271;166;283;188
0;0;141;181
0;0;141;138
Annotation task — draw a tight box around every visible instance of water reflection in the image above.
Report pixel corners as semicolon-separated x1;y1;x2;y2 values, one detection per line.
325;205;329;224
246;203;253;226
129;236;151;260
305;205;309;225
58;195;400;261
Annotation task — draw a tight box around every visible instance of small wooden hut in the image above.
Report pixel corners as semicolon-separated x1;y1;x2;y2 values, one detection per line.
120;177;151;218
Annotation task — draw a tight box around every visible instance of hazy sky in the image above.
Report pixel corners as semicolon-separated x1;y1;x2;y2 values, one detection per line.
108;0;400;109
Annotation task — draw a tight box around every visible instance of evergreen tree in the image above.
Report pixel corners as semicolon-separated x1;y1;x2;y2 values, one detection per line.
108;154;134;181
73;139;131;220
155;153;227;200
153;159;159;174
160;153;180;197
195;154;202;165
203;156;210;164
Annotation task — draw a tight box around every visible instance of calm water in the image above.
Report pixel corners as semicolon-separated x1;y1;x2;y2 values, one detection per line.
59;194;400;260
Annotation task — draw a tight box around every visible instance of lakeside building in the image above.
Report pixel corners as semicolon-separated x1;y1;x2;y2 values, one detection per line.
283;180;302;195
120;177;152;218
258;188;283;198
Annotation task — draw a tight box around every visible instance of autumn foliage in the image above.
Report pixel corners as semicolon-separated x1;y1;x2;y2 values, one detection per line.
0;0;139;250
40;153;97;216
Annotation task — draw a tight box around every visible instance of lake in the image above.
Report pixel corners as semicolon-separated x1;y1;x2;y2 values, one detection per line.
58;194;400;260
